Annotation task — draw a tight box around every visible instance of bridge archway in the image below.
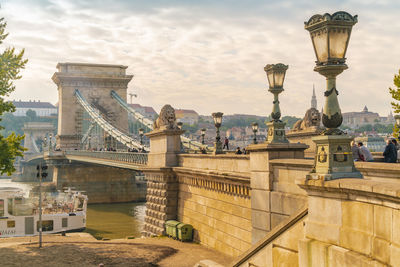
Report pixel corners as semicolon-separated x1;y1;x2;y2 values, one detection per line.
52;63;133;150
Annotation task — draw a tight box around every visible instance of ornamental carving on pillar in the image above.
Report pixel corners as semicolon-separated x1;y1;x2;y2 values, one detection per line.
153;104;178;130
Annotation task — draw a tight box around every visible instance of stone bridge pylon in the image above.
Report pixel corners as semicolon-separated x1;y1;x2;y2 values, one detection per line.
52;63;133;150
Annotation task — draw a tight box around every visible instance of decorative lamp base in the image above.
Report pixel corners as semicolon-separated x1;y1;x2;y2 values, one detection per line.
308;135;362;181
214;141;223;154
266;121;289;144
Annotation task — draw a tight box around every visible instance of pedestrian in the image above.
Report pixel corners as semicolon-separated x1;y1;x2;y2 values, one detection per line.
383;139;397;163
223;137;229;150
358;142;374;162
235;147;242;155
242;148;247;155
351;141;361;161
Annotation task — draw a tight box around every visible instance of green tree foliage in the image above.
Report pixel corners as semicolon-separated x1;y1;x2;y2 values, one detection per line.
354;123;394;134
389;69;400;137
0;18;28;175
0;113;57;137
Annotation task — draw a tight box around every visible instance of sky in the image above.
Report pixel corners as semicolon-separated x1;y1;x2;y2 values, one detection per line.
1;0;400;117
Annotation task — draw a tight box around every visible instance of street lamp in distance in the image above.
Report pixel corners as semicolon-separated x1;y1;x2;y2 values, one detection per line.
212;112;223;154
201;128;206;145
252;123;259;144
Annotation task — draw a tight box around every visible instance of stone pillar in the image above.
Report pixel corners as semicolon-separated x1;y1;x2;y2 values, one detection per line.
142;125;184;237
52;63;133;150
247;142;308;244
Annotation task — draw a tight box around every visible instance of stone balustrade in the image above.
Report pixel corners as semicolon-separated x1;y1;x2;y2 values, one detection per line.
178;154;250;175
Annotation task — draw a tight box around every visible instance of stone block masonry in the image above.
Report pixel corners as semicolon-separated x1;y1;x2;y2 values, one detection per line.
176;170;252;257
142;169;178;237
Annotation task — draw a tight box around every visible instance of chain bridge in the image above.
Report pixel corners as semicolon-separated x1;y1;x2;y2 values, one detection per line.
17;62;400;265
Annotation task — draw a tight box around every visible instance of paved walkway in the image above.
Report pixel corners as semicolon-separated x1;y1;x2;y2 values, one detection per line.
0;233;233;266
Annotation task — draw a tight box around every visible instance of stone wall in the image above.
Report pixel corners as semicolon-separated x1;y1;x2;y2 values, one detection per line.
175;154;252;257
298;178;400;266
233;208;307;267
53;162;146;203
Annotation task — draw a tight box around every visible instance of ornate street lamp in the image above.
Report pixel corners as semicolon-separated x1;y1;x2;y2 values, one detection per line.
305;11;361;180
49;133;53;151
177;122;183;130
201;128;206;145
139;128;144;145
251;123;259;144
305;11;357;133
212;112;223;154
264;63;289;143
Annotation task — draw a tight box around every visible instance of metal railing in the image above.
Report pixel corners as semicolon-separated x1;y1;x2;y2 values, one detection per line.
65;150;148;165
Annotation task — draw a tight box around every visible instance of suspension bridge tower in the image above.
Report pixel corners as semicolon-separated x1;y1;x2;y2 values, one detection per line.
52;63;133;150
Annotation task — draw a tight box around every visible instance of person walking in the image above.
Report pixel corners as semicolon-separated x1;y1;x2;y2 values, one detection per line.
223;137;229;150
351;141;361;161
383;139;397;163
358;142;374;162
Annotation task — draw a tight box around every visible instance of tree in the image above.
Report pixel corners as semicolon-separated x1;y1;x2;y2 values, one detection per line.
389;69;400;137
0;17;28;175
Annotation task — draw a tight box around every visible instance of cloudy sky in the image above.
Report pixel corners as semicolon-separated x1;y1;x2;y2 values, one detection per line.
2;0;399;117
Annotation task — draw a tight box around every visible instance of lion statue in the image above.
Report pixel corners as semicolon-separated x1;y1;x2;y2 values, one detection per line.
153;104;177;130
292;108;321;131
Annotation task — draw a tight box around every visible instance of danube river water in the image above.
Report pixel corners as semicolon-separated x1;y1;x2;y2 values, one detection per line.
0;179;146;240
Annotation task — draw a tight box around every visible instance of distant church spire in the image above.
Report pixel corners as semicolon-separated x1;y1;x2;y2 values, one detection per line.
311;84;317;109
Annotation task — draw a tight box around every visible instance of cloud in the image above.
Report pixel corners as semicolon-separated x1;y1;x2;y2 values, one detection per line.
1;0;399;118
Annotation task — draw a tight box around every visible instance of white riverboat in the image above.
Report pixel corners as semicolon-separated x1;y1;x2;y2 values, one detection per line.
0;187;87;237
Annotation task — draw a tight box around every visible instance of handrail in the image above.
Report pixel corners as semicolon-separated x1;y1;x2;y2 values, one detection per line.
74;89;148;151
65;150;148;165
110;90;154;129
110;90;211;151
231;207;308;267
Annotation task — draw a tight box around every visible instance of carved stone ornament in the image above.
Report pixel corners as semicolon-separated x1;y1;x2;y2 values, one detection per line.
318;147;327;163
292;108;321;131
322;112;343;130
333;145;347;162
153;104;177;130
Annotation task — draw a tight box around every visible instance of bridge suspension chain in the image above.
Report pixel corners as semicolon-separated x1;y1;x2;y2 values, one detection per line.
74;89;148;151
31;135;40;153
110;90;210;151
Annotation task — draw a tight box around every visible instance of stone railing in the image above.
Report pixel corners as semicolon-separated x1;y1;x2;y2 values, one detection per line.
178;153;250;175
64;150;148;165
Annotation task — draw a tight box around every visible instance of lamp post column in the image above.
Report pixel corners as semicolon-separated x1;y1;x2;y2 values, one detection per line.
305;11;362;180
264;63;289;144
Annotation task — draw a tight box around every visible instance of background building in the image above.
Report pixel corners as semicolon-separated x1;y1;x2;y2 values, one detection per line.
12;100;57;117
175;109;199;125
342;106;394;128
129;103;158;120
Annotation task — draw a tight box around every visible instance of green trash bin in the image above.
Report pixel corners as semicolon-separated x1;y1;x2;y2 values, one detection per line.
177;223;193;242
165;220;180;239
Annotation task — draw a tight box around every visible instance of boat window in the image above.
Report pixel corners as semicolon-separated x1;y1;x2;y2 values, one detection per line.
37;220;54;232
7;220;15;228
0;200;4;217
8;198;13;215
